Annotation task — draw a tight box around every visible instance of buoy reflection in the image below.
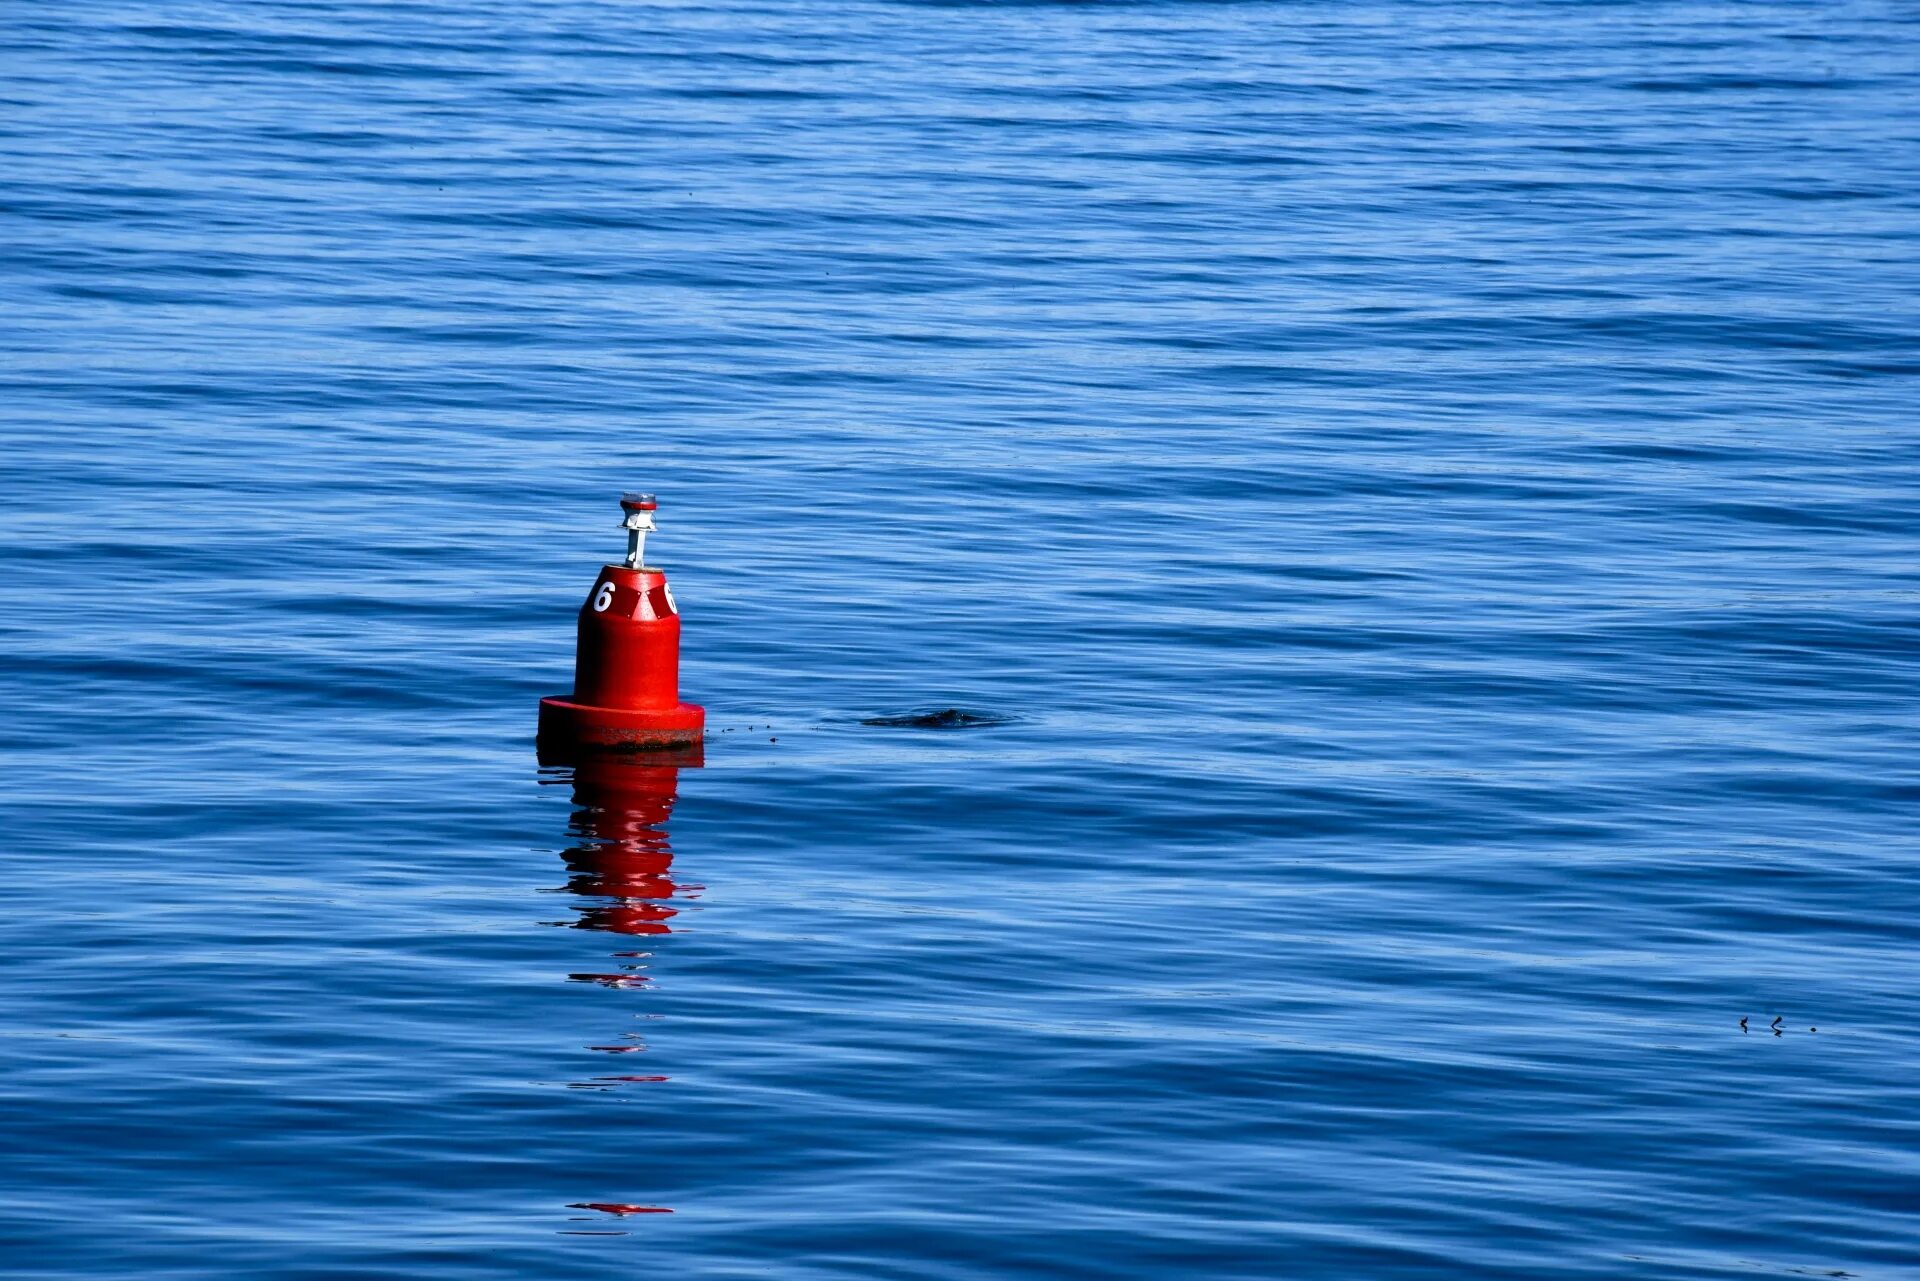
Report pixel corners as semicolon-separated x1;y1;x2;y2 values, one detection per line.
551;746;701;1224
560;752;698;936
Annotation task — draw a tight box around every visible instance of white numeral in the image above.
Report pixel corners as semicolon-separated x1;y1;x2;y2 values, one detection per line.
592;582;616;612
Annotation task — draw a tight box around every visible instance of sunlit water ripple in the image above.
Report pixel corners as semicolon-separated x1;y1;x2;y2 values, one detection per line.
3;1;1917;1278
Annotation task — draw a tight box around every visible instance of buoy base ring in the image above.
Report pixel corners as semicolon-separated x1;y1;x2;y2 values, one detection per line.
538;695;705;761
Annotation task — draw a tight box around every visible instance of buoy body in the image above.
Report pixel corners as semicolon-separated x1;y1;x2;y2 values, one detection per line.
539;496;705;760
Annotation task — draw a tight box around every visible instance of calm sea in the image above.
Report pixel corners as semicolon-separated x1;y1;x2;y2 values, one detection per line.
4;1;1918;1277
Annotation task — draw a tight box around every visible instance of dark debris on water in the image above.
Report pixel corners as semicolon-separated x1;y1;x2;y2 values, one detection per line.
858;708;1017;729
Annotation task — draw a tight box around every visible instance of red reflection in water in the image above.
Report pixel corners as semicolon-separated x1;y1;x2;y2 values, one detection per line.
568;1203;674;1216
562;758;689;936
568;972;652;988
575;903;675;934
555;754;697;1219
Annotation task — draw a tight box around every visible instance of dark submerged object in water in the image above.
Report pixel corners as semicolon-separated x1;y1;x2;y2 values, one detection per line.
859;708;1014;729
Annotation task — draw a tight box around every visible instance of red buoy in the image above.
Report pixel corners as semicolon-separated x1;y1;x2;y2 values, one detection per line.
538;493;705;760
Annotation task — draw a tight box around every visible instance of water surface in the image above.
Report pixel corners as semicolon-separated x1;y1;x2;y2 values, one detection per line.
3;1;1918;1278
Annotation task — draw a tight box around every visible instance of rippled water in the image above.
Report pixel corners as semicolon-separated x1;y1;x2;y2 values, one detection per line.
4;1;1918;1277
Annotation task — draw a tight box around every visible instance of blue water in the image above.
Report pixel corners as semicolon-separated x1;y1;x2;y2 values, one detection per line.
4;1;1919;1277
